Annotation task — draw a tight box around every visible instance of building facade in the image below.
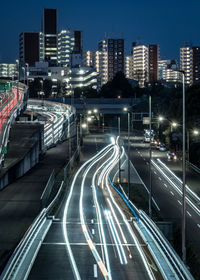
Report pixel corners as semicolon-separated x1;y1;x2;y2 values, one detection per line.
19;32;40;66
125;56;134;79
180;46;192;85
158;59;180;82
192;47;200;85
0;64;18;79
148;44;159;82
180;44;200;85
42;8;57;66
133;45;149;87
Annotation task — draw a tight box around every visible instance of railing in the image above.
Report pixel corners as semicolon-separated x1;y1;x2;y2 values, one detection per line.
0;83;27;168
63;146;80;181
40;170;55;208
186;160;200;174
0;145;80;280
0;209;49;280
139;210;194;280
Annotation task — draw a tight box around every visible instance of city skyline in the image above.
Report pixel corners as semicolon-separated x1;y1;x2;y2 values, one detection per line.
1;0;200;62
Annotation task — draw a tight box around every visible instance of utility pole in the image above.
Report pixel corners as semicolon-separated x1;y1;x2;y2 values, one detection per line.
118;116;121;184
128;112;130;200
149;95;152;218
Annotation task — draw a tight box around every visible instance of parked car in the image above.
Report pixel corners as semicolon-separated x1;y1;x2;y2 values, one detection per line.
159;144;167;151
167;152;177;160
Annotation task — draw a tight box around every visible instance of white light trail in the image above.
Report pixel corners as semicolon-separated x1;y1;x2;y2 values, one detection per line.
62;144;112;280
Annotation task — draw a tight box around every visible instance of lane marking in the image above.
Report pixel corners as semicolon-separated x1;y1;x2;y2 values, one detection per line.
187;211;192;217
170;191;174;196
94;264;98;278
91;219;94;224
197;224;200;229
42;242;147;246
178;200;182;205
154;171;157;175
164;184;168;188
158;177;162;181
92;229;95;235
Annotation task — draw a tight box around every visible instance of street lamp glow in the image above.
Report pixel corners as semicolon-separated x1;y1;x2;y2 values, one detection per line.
88;110;92;115
172;122;177;127
193;129;199;135
123;107;128;112
82;123;87;129
87;117;92;122
158;116;164;122
93;109;98;113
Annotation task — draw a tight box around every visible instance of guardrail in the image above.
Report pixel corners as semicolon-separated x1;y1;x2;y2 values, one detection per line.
0;83;27;169
0;209;50;280
0;180;65;280
63;146;80;181
40;170;55;208
0;143;80;280
139;210;194;280
186;160;200;174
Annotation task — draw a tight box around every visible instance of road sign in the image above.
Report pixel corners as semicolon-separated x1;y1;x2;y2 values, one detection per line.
1;145;7;154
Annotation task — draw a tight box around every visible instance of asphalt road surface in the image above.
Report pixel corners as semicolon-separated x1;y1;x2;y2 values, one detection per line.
28;134;163;280
128;135;200;256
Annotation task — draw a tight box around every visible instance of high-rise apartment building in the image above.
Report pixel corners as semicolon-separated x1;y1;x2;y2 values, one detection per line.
149;44;159;82
106;39;124;81
158;59;180;82
87;38;125;85
180;46;192;85
83;51;97;68
192;47;200;85
180;44;200;85
42;9;57;66
19;32;40;66
0;63;18;79
133;45;149;87
57;30;75;67
125;56;134;79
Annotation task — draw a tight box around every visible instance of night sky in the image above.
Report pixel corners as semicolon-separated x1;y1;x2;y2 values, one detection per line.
1;0;200;63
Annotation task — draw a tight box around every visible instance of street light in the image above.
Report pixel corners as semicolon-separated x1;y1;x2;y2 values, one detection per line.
173;69;186;264
187;129;199;162
158;116;164;139
193;129;199;136
118;116;121;184
171;121;178;132
149;95;152;218
123;107;131;200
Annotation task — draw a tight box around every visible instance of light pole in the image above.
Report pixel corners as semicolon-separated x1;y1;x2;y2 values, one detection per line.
123;107;131;200
16;59;19;103
181;71;186;264
149;95;152;218
171;68;186;263
26;63;29;87
158;116;164;140
187;129;199;163
118;116;121;184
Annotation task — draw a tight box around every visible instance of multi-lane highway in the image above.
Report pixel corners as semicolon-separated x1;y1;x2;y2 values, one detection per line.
129;135;200;255
0;84;25;167
28;135;164;280
27;99;76;147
